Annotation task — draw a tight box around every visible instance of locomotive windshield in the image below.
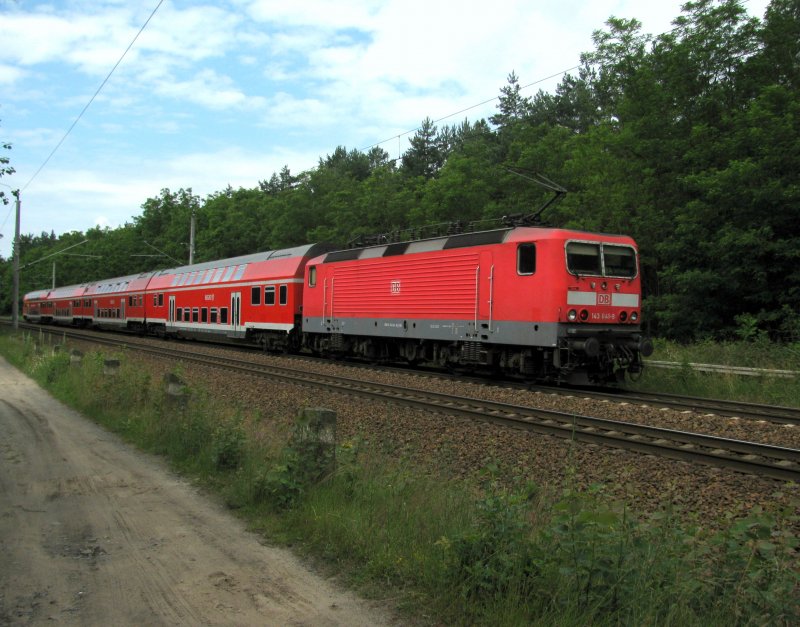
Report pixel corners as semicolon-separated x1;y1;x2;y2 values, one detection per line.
566;241;637;278
603;244;637;277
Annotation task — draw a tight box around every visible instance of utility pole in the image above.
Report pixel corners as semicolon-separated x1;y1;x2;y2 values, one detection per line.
189;207;196;265
12;190;20;330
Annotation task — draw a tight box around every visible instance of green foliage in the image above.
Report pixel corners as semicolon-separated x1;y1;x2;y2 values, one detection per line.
2;1;799;341
252;413;337;509
449;468;537;602
1;334;798;625
210;417;247;470
630;337;800;407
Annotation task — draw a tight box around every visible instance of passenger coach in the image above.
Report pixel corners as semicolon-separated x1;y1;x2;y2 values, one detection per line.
143;243;330;350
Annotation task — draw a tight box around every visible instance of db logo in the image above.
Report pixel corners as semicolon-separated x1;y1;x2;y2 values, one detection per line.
390;280;401;294
597;293;611;305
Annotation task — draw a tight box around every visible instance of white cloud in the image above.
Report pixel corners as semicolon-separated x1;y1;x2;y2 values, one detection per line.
0;0;772;261
0;63;25;85
153;69;261;110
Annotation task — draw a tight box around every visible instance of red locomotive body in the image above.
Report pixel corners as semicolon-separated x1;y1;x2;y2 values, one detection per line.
302;227;652;384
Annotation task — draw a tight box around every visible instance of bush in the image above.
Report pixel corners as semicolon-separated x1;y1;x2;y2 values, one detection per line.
211;418;246;470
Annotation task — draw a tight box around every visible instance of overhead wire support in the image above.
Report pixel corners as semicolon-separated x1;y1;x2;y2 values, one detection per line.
21;0;165;192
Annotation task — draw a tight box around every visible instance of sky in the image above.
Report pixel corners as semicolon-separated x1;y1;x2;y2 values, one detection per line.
0;0;770;260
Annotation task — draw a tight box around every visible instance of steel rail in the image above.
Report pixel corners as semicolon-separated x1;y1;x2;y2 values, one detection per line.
9;321;800;426
28;326;798;483
543;387;800;426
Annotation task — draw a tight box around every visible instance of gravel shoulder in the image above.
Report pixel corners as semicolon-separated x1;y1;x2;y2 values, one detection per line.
0;355;397;626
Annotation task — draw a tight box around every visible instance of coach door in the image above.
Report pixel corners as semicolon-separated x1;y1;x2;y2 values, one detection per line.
231;292;241;333
475;251;494;334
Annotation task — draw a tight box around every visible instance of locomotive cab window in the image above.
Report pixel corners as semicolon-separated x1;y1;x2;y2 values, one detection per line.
566;242;602;276
603;245;637;278
308;266;316;287
517;243;536;275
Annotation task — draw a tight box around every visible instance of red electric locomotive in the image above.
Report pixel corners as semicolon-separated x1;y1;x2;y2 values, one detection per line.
301;226;652;384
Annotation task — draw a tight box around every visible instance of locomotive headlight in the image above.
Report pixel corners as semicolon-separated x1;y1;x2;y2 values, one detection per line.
568;309;578;322
620;311;628;322
579;309;589;321
631;311;639;322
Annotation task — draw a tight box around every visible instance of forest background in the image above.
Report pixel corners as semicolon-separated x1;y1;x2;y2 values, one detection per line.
1;0;798;342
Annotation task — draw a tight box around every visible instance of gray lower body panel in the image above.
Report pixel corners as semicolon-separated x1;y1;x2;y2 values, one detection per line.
303;316;560;348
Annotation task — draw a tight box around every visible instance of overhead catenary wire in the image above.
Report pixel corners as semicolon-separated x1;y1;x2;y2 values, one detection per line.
0;0;767;241
361;65;581;156
20;0;165;193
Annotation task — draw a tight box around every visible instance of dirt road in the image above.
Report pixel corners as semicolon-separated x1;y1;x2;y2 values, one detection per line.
0;356;396;626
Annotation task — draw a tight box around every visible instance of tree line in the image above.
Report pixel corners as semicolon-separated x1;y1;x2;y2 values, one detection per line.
1;0;798;342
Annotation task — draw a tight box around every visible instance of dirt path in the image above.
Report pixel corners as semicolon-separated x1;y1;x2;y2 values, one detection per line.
0;356;397;626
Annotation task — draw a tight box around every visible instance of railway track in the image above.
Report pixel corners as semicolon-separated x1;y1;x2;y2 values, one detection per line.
14;323;800;483
530;386;800;427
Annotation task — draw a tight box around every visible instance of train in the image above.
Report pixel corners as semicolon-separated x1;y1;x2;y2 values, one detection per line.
22;224;653;385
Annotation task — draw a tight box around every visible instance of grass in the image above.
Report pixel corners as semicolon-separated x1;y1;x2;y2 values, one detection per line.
631;337;800;407
2;329;799;625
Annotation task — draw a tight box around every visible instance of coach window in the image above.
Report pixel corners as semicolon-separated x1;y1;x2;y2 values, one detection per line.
211;308;218;323
154;295;159;307
202;308;208;323
176;308;182;321
517;244;536;275
265;285;276;305
192;308;199;322
158;293;164;307
279;284;288;305
251;286;261;306
220;307;229;324
308;266;317;287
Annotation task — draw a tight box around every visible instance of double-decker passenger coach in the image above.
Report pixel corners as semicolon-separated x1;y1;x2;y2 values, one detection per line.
146;244;330;350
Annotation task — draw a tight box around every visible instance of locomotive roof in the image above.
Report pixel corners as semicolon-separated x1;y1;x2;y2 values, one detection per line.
320;226;634;263
323;228;514;263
